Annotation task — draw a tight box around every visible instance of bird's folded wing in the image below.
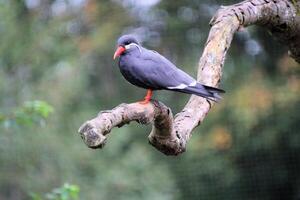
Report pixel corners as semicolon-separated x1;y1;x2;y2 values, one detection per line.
132;49;196;89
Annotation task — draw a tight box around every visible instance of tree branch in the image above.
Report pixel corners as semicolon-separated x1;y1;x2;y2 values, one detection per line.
210;0;300;63
78;0;300;155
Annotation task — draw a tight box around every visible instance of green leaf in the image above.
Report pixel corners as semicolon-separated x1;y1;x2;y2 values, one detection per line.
13;100;54;127
45;183;80;200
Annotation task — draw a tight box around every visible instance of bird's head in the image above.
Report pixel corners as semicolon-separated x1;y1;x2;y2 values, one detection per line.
113;35;140;59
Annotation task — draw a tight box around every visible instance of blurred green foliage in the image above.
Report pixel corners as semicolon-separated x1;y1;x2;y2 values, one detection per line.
0;101;53;128
0;0;299;200
30;183;80;200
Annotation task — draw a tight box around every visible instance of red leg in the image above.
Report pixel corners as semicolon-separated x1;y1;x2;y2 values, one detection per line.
139;89;153;104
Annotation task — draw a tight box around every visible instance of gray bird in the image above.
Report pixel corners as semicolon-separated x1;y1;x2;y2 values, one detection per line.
113;35;225;104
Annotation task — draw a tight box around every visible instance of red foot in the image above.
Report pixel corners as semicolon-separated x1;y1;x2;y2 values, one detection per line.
139;99;151;104
138;89;153;105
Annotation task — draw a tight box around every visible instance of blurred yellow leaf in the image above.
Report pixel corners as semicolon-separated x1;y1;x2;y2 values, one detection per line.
211;126;232;150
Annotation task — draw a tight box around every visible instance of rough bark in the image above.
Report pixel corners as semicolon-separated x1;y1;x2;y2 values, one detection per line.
210;0;300;62
78;0;300;155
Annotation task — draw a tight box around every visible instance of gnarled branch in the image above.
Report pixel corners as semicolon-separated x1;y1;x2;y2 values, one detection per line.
78;0;300;155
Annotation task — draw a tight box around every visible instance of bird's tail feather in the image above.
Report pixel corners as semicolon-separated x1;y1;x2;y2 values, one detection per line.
180;83;225;102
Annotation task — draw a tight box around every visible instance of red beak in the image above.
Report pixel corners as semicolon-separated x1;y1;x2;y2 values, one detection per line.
113;46;126;59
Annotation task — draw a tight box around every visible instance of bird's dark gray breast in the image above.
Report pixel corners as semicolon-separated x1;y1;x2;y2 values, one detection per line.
119;53;153;89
